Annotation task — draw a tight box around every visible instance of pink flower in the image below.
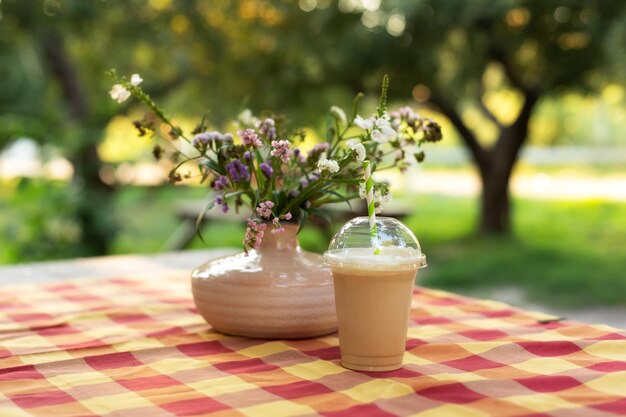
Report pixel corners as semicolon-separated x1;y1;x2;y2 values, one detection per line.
270;140;292;163
271;217;285;234
238;129;262;147
255;200;274;219
243;219;267;254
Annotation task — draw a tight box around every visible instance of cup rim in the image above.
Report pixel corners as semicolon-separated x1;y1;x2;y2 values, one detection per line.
323;248;427;270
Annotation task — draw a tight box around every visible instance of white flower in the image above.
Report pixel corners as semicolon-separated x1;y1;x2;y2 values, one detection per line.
130;73;143;86
354;144;366;162
374;189;392;203
346;139;366;162
371;116;397;143
371;129;388;144
109;84;131;103
355;114;397;143
373;190;391;213
354;115;374;130
317;158;340;173
238;109;259;127
330;106;347;125
373;190;383;213
377;120;397;138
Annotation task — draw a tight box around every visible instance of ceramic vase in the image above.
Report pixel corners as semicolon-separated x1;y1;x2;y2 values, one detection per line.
191;224;337;339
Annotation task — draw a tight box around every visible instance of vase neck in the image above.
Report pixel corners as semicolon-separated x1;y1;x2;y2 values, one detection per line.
258;223;299;252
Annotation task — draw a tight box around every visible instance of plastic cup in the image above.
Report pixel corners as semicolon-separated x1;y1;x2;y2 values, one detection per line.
323;217;426;372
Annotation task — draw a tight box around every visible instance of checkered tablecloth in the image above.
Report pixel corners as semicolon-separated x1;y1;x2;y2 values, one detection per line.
0;272;625;417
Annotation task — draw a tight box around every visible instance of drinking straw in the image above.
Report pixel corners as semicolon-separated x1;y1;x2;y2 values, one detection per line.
363;160;380;255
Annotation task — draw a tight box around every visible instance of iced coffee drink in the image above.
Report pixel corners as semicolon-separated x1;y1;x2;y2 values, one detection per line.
324;217;425;372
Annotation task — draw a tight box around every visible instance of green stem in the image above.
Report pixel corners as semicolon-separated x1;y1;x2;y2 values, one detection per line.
282;179;326;213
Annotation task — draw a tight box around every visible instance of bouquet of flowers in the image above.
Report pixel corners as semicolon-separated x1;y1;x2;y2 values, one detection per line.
108;72;442;253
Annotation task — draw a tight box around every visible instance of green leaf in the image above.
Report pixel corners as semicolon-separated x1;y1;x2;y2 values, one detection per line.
224;190;244;199
322;189;353;209
297;207;308;235
309;207;332;225
195;198;216;243
198;164;211;184
325;115;335;142
203;159;226;175
329;178;361;185
351;92;364;121
377;74;390;116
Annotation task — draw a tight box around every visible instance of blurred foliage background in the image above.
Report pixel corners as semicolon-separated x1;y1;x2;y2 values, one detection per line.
0;0;625;307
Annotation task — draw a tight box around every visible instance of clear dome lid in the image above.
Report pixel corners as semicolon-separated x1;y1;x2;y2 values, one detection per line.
323;216;426;271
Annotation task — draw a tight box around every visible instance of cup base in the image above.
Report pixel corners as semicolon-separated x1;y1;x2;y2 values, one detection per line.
340;353;404;372
341;361;403;372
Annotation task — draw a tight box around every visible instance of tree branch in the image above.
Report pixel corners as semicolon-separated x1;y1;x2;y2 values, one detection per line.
510;91;539;152
41;31;89;121
428;93;488;169
477;85;502;128
488;46;542;98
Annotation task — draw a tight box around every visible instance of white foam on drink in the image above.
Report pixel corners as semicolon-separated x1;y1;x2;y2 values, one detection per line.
323;246;426;271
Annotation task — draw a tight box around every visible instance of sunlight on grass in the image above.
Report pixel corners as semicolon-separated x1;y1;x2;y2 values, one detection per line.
412;196;626;307
2;180;623;308
110;187;626;308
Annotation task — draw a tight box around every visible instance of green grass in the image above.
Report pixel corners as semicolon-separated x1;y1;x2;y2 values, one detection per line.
111;187;626;307
2;181;625;308
404;197;626;308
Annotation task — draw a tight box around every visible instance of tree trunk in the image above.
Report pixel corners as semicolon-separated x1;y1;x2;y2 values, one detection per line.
41;30;116;256
430;91;538;236
481;184;510;233
477;93;537;234
479;153;513;234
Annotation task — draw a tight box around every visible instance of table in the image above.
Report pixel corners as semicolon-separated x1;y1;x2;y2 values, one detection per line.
1;250;625;417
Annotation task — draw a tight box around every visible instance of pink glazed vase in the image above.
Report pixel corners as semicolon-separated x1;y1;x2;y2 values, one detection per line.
191;224;337;339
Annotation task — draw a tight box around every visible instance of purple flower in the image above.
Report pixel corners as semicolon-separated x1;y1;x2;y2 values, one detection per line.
213;175;230;191
243;151;252;161
192;131;227;149
256;118;277;140
306;143;329;164
215;195;229;213
299;171;319;188
310;143;329;153
260;162;273;178
192;133;211;148
226;160;250;183
293;148;305;163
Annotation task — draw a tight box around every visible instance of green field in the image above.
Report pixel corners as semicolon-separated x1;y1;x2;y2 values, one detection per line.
2;182;625;308
111;186;626;308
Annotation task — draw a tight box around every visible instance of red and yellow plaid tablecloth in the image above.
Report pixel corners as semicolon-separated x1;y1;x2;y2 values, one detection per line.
0;272;625;417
